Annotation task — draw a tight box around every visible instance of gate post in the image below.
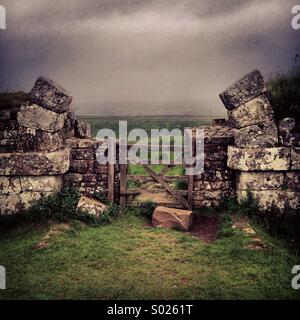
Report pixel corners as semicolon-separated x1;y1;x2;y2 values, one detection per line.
108;164;115;203
120;164;127;212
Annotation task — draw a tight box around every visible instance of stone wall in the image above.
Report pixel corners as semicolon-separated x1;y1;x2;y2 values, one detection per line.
0;77;73;213
192;124;235;208
220;69;300;210
0;77;114;214
64;137;120;198
1;70;299;214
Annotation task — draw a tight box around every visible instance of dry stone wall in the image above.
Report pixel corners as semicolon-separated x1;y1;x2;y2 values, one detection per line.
220;69;300;210
0;77;117;214
192;124;235;208
1;70;299;215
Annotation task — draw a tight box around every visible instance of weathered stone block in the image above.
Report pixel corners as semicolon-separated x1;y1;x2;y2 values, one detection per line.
234;121;278;148
0;149;70;175
237;190;285;210
237;172;284;190
291;147;300;170
77;196;107;216
17;104;65;133
29;76;73;113
0;192;54;214
0;177;22;194
227;146;290;171
69;160;95;173
17;127;64;152
194;180;232;191
219;70;267;110
152;206;193;231
285;172;300;191
202;125;234;145
228;95;274;129
63;173;83;184
237;190;300;210
20;176;62;192
75;121;92;139
70;148;95;160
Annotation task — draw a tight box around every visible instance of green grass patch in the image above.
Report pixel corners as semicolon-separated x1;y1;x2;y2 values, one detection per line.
0;211;298;300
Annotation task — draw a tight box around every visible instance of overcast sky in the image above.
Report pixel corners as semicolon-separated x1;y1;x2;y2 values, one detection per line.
0;0;299;115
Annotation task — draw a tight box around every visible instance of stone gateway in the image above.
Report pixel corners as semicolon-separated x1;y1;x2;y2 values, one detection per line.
0;70;299;214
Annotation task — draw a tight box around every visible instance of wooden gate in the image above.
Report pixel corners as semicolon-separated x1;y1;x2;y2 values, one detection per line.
119;138;195;211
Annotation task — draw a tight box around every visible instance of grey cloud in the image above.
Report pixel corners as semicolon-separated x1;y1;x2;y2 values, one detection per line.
0;0;298;115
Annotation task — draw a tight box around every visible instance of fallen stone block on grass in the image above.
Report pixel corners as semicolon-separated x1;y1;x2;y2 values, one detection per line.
152;206;193;231
29;76;73;114
76;196;107;216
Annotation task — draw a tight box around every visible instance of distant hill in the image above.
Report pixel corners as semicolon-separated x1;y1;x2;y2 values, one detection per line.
75;100;226;117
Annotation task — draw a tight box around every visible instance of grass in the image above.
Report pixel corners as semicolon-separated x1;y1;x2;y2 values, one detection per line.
78;115;212;138
0;210;299;300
